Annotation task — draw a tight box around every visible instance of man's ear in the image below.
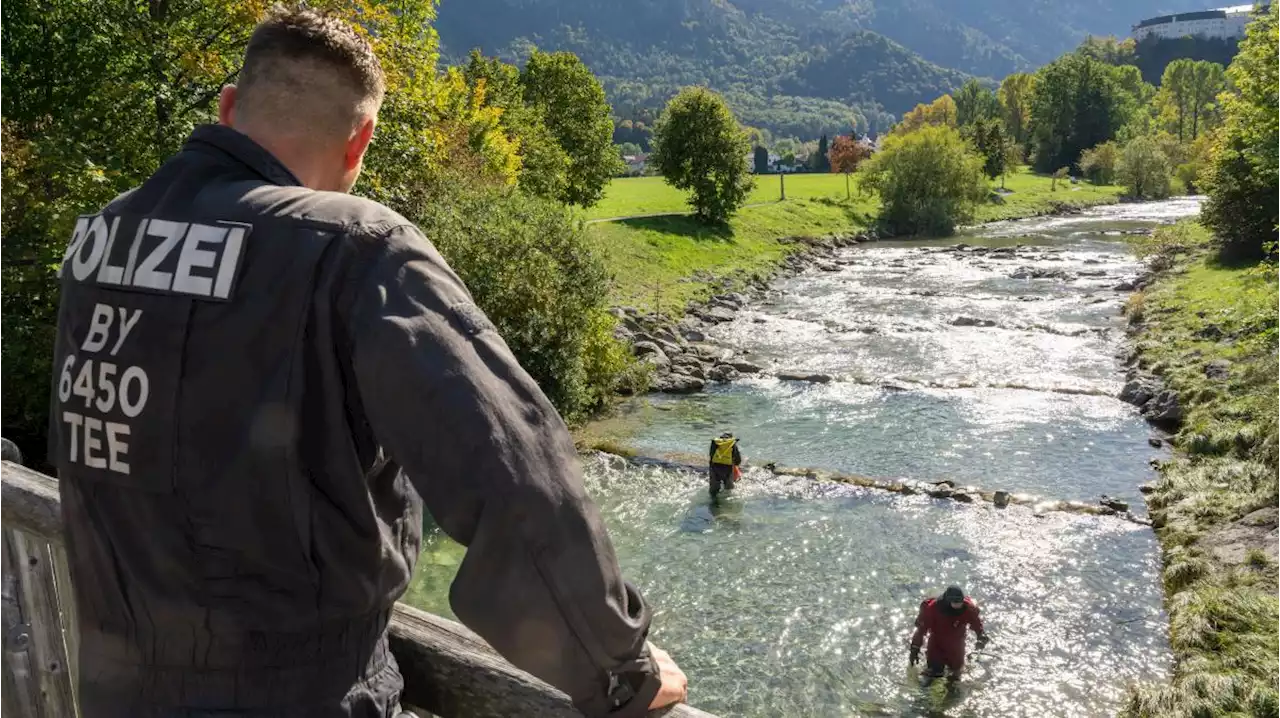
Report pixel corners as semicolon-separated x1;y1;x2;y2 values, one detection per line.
345;116;376;171
218;85;238;127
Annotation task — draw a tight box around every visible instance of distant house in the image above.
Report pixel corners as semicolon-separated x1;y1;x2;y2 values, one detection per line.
622;153;647;176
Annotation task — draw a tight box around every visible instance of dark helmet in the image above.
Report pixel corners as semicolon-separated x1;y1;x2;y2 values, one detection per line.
942;586;965;603
719;432;734;439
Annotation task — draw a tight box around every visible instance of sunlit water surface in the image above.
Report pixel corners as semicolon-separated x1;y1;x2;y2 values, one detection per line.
407;198;1203;717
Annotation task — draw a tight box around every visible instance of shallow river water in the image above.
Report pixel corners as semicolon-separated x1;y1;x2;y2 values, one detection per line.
406;198;1203;717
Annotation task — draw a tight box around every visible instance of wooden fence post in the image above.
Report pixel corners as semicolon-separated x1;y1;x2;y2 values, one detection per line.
2;440;78;718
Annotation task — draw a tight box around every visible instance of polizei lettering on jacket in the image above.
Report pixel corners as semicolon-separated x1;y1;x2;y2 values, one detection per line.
59;213;249;300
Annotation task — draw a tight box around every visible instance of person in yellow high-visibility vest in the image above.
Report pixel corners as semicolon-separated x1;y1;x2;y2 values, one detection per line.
708;432;742;500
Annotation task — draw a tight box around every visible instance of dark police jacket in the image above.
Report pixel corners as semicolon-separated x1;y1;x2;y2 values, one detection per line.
49;125;658;717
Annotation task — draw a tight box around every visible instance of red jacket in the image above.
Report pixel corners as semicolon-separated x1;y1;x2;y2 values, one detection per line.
911;597;984;667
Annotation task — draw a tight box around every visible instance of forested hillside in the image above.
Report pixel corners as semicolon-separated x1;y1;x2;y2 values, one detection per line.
435;0;1206;137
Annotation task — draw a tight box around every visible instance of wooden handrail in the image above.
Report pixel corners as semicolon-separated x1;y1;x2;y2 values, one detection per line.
0;461;714;718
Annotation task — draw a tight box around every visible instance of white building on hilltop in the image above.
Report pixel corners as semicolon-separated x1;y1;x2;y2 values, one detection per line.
1132;4;1269;41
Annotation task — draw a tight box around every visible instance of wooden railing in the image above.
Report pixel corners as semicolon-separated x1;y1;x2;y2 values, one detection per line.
0;459;714;718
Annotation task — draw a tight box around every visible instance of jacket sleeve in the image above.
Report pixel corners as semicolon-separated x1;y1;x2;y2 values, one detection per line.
910;601;929;648
708;440;716;463
968;603;985;634
732;443;742;466
347;226;659;717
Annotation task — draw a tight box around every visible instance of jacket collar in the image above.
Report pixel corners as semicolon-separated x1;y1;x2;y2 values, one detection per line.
184;124;304;188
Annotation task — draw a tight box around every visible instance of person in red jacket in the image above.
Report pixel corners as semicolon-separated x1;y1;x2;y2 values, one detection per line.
909;586;989;687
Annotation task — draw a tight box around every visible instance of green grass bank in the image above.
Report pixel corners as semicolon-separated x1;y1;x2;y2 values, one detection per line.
1122;222;1279;718
588;168;1124;313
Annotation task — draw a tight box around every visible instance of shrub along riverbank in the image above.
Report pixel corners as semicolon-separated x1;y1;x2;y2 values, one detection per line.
1122;221;1278;717
590;167;1124;314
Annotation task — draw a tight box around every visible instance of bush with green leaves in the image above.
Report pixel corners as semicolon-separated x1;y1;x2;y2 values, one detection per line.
413;182;635;422
1118;136;1173;199
651;87;755;224
860;124;988;236
1078;141;1119;185
1201;4;1278;262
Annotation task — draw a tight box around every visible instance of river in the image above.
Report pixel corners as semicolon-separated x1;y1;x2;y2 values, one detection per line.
406;197;1203;717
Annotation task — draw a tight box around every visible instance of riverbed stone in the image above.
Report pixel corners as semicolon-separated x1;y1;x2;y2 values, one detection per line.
698;306;737;324
1112;280;1136;291
709;364;740;382
728;360;764;374
992;490;1011;508
632;340;663;358
1099;496;1129;513
1119;376;1159;407
950;316;998;328
1148;437;1163;448
680;328;708;342
1143;389;1183;424
652;373;705;394
776;372;834;384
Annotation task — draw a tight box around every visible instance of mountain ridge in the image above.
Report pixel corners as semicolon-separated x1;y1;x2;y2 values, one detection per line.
436;0;1207;137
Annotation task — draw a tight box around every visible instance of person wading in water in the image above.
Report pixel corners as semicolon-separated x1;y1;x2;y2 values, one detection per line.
46;7;686;716
909;586;989;688
708;432;742;501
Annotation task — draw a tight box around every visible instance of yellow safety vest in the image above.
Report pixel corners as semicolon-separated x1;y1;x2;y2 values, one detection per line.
712;437;736;465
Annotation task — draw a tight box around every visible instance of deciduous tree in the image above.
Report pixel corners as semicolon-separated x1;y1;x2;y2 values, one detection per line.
998;73;1035;146
1117;136;1172;199
520;50;621;207
828;134;871;198
955;79;1001;127
1202;4;1278;261
651;87;754;223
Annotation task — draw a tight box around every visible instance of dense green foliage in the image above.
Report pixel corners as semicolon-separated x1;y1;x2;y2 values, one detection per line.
998;73;1034;146
1133;35;1241;85
463;50;572;200
1117;136;1172;199
1201;4;1278;263
1;0;636;460
520;50;621;207
860;125;987;236
1156;59;1227;143
954;79;1000;127
1078;141;1119;185
1027;52;1139;172
416;184;629;419
651;87;754;224
434;0;1206;140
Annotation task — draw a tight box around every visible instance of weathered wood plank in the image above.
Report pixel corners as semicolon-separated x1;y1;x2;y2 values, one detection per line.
10;531;77;716
1;463;63;546
3;530;43;718
0;462;716;717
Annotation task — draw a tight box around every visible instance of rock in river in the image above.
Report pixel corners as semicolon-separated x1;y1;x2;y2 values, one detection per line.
728;359;765;374
652;373;705;394
1119;376;1159;407
697;306;737;324
709;364;740;382
776;372;834;384
950;316;998;328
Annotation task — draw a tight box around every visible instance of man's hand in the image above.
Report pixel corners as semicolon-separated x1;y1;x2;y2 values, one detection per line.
647;644;689;710
908;645;920;666
975;632;989;650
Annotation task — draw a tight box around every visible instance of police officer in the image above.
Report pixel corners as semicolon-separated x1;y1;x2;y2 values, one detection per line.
48;8;686;717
